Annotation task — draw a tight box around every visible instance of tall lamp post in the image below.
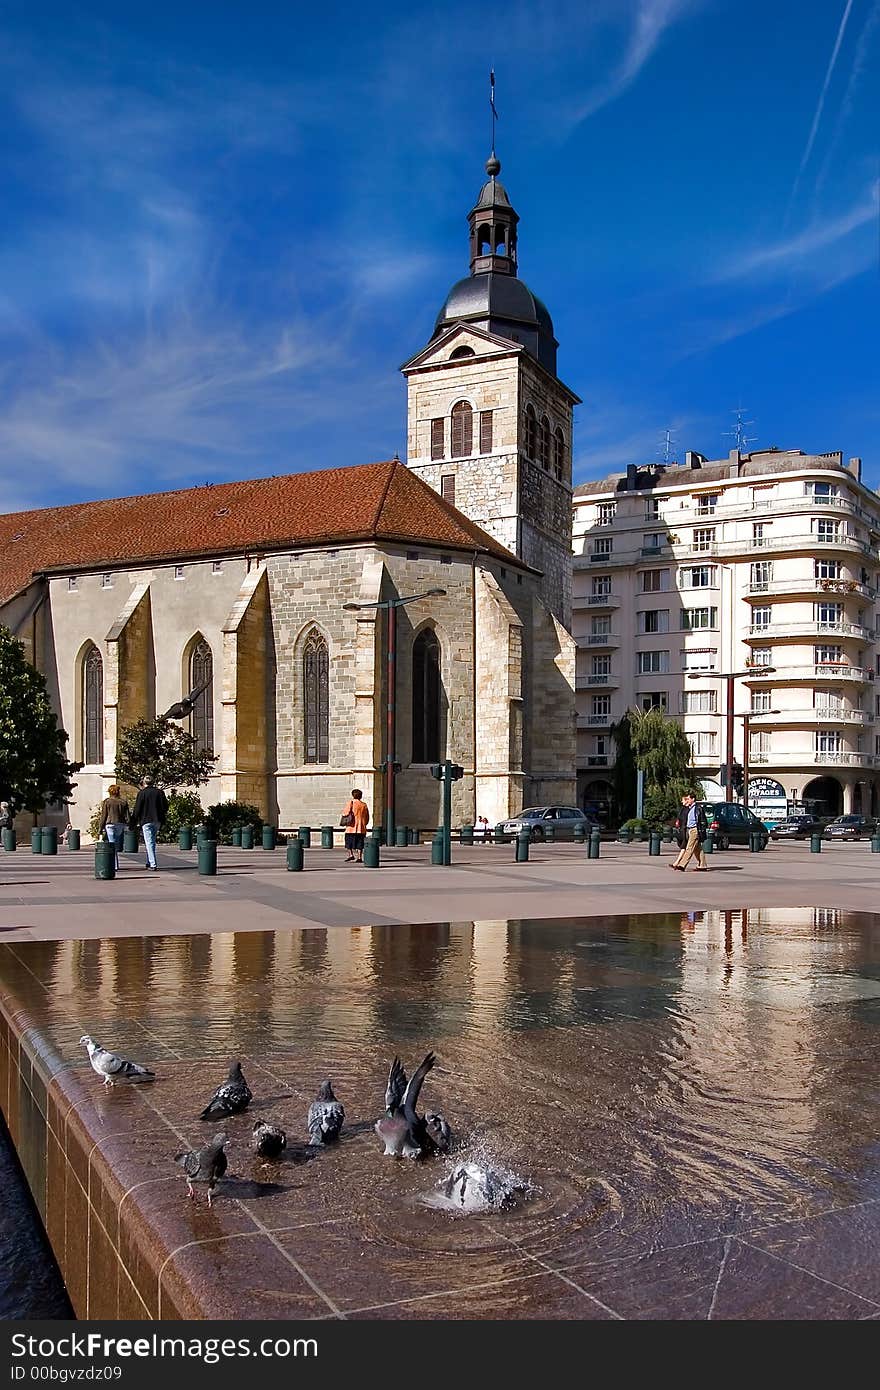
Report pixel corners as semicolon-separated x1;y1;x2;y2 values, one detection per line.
343;589;447;842
688;668;775;800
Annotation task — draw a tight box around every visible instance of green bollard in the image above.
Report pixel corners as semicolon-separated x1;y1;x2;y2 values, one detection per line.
321;825;334;849
573;821;586;843
749;830;761;852
94;842;116;880
231;826;242;847
544;822;555;843
460;824;474;845
431;834;444;866
67;828;80;851
408;827;419;845
589;829;601;860
286;838;303;871
198;840;217;876
649;830;661;856
662;826;674;843
395;826;408;847
262;825;276;850
702;833;714;855
2;828;16;852
31;828;42;853
178;826;193;851
363;836;380;868
618;827;631;844
810;833;822;853
123;827;138;854
41;826;57;856
241;824;254;850
515;829;530;862
871;834;880;853
494;822;508;845
298;825;311;848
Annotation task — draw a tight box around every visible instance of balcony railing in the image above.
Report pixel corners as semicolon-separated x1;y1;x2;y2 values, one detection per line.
748;620;873;640
742;751;878;768
576;674;619;689
748;708;873;726
747;578;877;600
581;633;618;646
586;755;609;767
746;664;872;683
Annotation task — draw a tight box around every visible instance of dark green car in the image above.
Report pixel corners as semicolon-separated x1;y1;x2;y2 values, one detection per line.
698;802;770;851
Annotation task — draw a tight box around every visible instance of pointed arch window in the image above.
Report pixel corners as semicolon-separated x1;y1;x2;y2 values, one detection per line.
553;427;565;481
525;404;537;461
412;629;441;763
450;400;473;458
539;415;552;471
83;644;103;765
189;639;214;755
303;629;329;764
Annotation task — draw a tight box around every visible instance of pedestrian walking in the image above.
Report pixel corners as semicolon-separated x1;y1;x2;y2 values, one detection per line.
670;792;708;872
340;788;369;863
132;774;169;872
99;785;130;870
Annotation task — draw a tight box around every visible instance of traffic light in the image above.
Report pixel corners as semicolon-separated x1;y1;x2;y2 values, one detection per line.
731;761;744;795
430;764;442;780
430;762;464;781
450;763;464;781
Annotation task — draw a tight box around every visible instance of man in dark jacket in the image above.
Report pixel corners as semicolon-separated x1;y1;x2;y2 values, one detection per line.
670;792;708;871
132;775;168;872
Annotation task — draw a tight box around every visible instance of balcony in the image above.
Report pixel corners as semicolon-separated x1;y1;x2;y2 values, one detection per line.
743;751;877;769
585;754;610;767
745;664;872;684
578;633;619;648
640;545;667;558
576;714;612;728
745;577;877;601
747;709;873;726
748;620;873;641
577;674;619;689
572;592;619;609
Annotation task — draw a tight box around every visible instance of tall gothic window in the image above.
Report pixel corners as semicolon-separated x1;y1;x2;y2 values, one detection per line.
479;409;493;454
525;404;537;460
450;400;473;458
303;629;329;764
83;644;103;765
553;427;565;480
539;414;552;470
189;638;214;755
412;629;441;763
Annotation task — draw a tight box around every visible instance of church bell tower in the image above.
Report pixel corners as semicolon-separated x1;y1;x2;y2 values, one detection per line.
401;152;580;626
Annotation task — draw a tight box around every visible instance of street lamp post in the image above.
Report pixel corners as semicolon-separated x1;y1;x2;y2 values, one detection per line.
689;668;775;801
343;589;447;842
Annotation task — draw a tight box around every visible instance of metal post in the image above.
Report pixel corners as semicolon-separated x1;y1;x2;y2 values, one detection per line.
742;712;750;810
726;674;735;802
385;602;397;845
636;769;644;820
442;760;452;866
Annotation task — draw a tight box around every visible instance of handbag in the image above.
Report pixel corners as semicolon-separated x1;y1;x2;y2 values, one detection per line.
340;811;355;827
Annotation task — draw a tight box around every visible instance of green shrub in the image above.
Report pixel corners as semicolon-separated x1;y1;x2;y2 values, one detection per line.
620;817;649;833
159;791;205;842
206;800;264;845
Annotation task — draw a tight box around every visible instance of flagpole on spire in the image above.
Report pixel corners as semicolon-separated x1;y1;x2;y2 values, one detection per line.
489;68;498;155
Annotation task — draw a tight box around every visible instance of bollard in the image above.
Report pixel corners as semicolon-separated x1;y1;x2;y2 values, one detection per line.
431;834;444;866
544;823;555;843
31;828;42;853
460;824;474;846
376;826;386;846
702;833;714;855
649;830;661;856
178;826;193;851
573;821;586;843
2;828;16;852
515;829;530;863
231;826;242;847
198;840;217;876
94;841;116;880
241;824;254;850
363;836;380;868
408;828;419;845
123;827;138;854
67;828;80;851
662;826;674;843
41;826;58;856
494;823;508;845
810;833;822;854
589;829;601;860
321;825;334;849
395;826;408;847
286;838;303;871
298;825;311;848
871;834;880;853
618;826;631;844
262;825;276;851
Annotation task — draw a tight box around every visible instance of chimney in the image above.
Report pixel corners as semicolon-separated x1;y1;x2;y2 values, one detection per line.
626;463;638;490
686;451;706;470
848;456;862;481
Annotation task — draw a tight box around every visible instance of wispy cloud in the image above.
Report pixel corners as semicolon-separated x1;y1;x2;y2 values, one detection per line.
568;0;701;125
813;0;880;201
713;182;878;283
786;0;855;217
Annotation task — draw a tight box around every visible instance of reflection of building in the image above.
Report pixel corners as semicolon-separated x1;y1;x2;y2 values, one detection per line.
572;450;880;818
0;153;577;832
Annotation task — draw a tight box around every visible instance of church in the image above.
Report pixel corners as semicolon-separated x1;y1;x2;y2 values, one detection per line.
0;154;579;833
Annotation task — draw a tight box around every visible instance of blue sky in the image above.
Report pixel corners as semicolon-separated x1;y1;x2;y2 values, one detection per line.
1;0;877;512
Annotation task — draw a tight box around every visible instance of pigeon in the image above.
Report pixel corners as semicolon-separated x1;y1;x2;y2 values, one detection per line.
79;1035;155;1087
425;1111;453;1154
375;1052;449;1159
439;1162;526;1212
175;1132;229;1205
307;1080;344;1145
252;1120;287;1160
200;1061;252;1120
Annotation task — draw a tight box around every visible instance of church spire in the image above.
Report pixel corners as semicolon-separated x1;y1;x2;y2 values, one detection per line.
468;152;519;278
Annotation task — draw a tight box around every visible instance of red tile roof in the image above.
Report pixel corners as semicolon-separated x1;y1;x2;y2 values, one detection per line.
0;460;529;605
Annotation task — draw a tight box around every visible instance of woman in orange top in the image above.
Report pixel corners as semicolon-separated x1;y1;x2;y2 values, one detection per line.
342;788;370;863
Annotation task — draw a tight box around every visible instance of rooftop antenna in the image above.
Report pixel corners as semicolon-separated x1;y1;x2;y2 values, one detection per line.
725;404;757;452
489;68;499;156
659;427;676;466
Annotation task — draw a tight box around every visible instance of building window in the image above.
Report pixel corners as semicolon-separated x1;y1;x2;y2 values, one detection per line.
681;689;717;714
695;494;719;515
807;481;838;502
814;559;841;580
303;629;329;765
752;606;772;629
640;569;668;593
750;561;773;591
816;602;843;627
752;522;769;547
539;415;551;471
814;689;842;714
412;629;442;762
638;650;669;674
692;527;716;553
592;695;610;717
815;518;839;543
592;575;612;597
68;576;78;591
174;565;185;580
682;649;717;671
690;731;717;757
645;497;661;521
591;615;611;636
681;606;718;630
641;692;667;712
479;410;493;454
815;644;843;666
750;647;773;667
681;565;716;589
752;485;774;508
751;689;772;712
750;730;771;757
440;475;456;507
430;418;445;460
638;609;669;634
591;654;611;676
83;644;103;765
553;428;565;480
525;404;537;460
642;532;664;551
598;502;616;525
450;400;473;458
189;638;214;756
816;730;842;753
593;537;613;556
101;573;113;589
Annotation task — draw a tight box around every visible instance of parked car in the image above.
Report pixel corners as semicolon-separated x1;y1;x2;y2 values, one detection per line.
822;814;876;841
500;806;595;840
770;815;826;840
687;801;770;850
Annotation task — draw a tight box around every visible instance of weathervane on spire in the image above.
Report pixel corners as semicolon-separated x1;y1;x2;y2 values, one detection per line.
489;69;499;156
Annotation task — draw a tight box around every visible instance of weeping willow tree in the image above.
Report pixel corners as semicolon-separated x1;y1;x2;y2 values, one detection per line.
625;706;702;827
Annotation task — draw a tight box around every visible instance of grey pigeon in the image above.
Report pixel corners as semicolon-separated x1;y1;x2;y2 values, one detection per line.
440;1162;525;1212
200;1061;252;1120
175;1132;229;1205
375;1052;449;1159
79;1035;155;1087
425;1110;453;1154
307;1080;344;1145
252;1119;286;1160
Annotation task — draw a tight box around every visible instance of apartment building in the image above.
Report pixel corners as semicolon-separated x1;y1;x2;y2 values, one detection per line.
572;448;880;820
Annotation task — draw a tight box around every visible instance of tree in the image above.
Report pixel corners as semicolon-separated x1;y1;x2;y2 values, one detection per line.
609;714;637;823
115;717;216;790
0;625;80;814
627;706;702;827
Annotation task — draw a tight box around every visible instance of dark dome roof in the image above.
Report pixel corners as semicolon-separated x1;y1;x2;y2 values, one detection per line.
433;273;554;338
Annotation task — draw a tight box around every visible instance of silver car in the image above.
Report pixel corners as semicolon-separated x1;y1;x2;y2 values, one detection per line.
500;806;594;841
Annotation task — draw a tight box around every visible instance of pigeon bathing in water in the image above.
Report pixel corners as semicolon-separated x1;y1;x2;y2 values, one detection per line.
175;1132;229;1205
200;1061;252;1120
375;1053;452;1159
439;1162;526;1212
307;1080;344;1145
252;1120;287;1160
79;1035;155;1087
